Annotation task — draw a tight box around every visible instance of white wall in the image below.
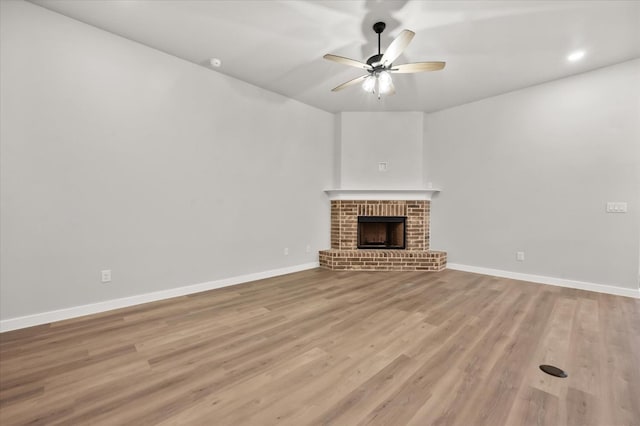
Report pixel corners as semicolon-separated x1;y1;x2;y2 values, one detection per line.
339;112;424;189
0;0;334;321
426;59;640;290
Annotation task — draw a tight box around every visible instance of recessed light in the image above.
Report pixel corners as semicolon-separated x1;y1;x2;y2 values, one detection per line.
567;50;585;62
209;58;222;68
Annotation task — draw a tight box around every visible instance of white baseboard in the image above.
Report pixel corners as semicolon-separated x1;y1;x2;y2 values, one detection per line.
447;263;640;299
0;262;320;333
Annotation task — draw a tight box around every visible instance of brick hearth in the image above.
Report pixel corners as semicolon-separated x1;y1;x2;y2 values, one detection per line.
319;200;447;271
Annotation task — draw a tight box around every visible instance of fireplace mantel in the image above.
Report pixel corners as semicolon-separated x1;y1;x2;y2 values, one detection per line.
324;188;441;201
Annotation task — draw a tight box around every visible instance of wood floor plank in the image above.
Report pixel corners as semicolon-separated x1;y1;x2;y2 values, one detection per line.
431;289;557;426
154;347;332;425
566;387;597;426
356;316;482;425
404;289;532;426
504;386;559;426
530;297;577;397
597;293;640;425
567;297;601;397
310;354;419;426
0;268;638;425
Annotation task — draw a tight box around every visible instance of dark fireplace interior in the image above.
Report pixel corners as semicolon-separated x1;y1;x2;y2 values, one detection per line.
357;216;406;249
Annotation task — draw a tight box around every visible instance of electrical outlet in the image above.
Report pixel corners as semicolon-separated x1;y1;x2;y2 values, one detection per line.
284;247;289;256
378;162;388;172
516;252;525;262
306;244;311;253
101;269;112;283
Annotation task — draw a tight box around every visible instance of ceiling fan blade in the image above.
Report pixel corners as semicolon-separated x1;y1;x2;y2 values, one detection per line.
323;54;372;70
331;75;369;92
381;29;415;66
390;61;446;73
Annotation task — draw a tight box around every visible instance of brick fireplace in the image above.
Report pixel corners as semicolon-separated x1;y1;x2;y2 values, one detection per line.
319;198;447;271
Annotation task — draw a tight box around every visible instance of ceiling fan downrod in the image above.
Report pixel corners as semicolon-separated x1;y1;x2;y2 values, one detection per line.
373;21;385;55
365;22;389;98
367;22;386;67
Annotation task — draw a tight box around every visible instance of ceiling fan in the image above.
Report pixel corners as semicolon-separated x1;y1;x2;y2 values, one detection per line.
323;22;445;98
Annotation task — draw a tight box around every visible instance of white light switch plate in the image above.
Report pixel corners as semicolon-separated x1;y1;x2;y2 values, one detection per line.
606;202;627;213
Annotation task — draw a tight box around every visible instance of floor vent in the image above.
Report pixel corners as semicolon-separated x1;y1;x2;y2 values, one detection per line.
539;364;568;378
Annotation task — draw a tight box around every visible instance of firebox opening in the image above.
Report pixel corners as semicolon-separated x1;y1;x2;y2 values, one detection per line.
357;216;406;249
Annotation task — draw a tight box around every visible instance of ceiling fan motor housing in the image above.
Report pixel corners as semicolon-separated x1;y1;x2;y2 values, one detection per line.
366;54;384;67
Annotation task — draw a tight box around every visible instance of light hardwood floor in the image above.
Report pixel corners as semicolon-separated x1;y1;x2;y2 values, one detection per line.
1;268;639;425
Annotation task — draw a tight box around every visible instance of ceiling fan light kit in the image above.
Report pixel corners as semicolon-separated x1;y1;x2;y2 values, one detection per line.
362;70;393;98
324;21;445;99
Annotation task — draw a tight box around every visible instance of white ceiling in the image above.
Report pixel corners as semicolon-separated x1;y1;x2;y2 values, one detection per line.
30;0;640;113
